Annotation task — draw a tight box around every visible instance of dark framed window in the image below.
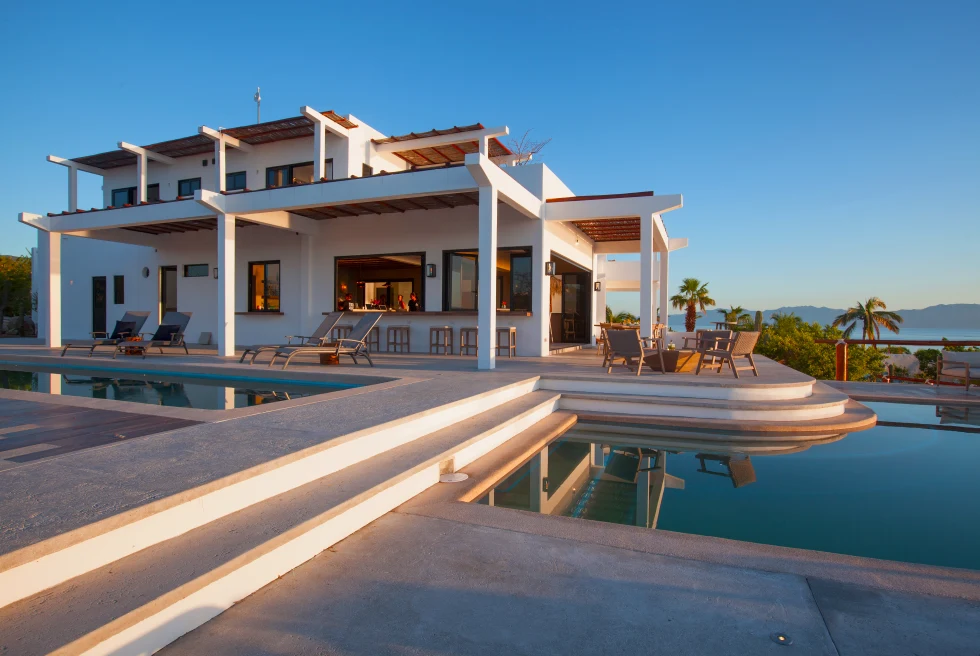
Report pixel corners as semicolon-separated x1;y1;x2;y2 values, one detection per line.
248;260;281;312
443;247;533;312
113;275;125;304
226;171;247;191
177;177;201;197
334;253;424;311
147;183;160;202
183;264;209;278
265;160;332;188
111;187;136;207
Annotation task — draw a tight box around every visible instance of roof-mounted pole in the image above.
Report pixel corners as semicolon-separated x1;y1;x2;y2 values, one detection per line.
47;155;105;213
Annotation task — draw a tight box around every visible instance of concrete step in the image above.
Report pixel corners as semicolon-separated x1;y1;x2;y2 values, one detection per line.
0;392;573;656
0;377;539;610
558;382;850;421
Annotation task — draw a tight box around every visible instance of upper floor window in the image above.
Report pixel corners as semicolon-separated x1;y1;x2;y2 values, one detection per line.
111;187;136;207
177;177;202;197
226;171;247;191
266;160;332;188
147;183;160;202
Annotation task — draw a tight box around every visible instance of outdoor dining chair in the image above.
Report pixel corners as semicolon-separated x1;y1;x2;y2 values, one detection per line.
604;327;666;375
695;330;761;378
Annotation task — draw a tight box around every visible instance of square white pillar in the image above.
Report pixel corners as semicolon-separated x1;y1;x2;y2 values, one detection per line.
477;185;498;370
298;234;313;335
313;125;326;181
38;230;61;348
67;166;77;213
215;139;226;192
640;214;654;339
533;220;550;356
136;153;147;204
659;250;670;327
217;214;236;357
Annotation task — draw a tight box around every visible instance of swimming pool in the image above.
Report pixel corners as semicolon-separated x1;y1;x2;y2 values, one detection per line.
0;363;359;410
475;401;980;570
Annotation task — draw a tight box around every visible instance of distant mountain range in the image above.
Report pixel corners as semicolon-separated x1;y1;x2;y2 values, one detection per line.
668;303;980;329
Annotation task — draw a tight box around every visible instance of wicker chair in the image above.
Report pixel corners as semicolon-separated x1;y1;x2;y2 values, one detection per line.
605;327;665;375
695;331;761;378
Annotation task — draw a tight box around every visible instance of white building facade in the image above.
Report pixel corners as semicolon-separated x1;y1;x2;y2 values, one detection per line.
21;107;686;370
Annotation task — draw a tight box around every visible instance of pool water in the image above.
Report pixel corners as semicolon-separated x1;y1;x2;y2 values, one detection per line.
0;364;357;410
476;402;980;570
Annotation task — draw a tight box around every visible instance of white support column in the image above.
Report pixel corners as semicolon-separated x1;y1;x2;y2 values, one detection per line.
135;153;147;204
313;125;325;181
659;249;670;327
215;139;226;192
477;185;498;370
217;214;236;357
640;214;654;339
38;230;62;348
67;166;78;212
534;220;550;357
298;234;313;335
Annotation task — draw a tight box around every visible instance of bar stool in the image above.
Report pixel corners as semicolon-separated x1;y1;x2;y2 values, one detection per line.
387;325;410;353
331;324;352;342
430;326;453;355
496;326;517;358
366;326;380;352
460;327;478;356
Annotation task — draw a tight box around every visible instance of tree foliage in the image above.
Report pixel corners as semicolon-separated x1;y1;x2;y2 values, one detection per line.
755;313;886;381
670;278;715;332
831;297;903;344
0;254;32;319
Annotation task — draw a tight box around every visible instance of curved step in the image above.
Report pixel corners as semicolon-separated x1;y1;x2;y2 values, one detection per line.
0;395;572;655
558;383;849;422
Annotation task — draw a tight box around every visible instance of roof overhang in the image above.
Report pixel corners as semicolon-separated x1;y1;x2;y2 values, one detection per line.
373;124;512;167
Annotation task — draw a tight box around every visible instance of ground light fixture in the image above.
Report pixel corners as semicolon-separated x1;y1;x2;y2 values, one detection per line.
770;632;792;646
545;261;556;276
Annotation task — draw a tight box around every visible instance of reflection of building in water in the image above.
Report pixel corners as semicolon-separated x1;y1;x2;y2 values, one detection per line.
478;426;842;530
937;405;979;427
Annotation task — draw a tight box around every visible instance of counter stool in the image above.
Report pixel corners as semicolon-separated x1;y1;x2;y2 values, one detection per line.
331;325;353;342
430;326;453;355
460;327;478;356
366;326;380;352
496;326;517;357
387;325;410;353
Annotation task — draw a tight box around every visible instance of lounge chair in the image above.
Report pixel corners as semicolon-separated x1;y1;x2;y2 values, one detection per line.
604;327;665;375
239;312;345;364
268;311;384;369
695;331;760;378
113;311;192;359
936;352;980;392
60;311;151;357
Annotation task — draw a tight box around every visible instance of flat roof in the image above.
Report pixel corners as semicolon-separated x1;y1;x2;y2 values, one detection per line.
71;111;358;170
372;124;512;167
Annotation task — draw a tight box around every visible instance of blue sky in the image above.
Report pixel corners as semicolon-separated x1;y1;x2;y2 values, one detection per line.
1;1;977;313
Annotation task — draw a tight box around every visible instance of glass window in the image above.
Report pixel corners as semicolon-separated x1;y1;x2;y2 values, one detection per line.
510;253;532;311
111;187;136;207
445;251;478;311
147;184;160;202
249;261;281;312
266;166;287;188
226;171;247;191
335;254;423;310
113;275;125;304
265;161;326;188
177;178;201;197
183;264;209;278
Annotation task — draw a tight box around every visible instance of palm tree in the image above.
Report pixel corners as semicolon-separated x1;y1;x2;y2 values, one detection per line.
832;297;903;347
670;278;715;332
613;310;638;324
717;305;751;327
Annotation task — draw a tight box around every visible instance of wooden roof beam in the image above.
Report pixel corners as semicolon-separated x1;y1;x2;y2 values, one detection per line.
375;126;508;155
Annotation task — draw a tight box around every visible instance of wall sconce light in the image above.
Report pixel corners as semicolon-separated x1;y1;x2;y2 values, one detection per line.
141;267;150;278
426;263;437;278
594;281;601;292
545;261;556;276
213;268;219;279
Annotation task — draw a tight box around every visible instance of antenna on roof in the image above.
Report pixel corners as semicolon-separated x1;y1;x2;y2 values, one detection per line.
254;87;261;123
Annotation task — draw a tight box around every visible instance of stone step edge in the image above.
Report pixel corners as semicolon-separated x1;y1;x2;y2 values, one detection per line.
558;395;845;422
0;377;540;609
538;377;814;401
557;387;848;410
57;405;570;656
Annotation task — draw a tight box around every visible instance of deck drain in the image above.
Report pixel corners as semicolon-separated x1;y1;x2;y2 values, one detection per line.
439;473;469;483
770;632;792;646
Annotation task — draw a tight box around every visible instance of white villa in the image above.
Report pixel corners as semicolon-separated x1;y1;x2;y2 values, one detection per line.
20;106;686;369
